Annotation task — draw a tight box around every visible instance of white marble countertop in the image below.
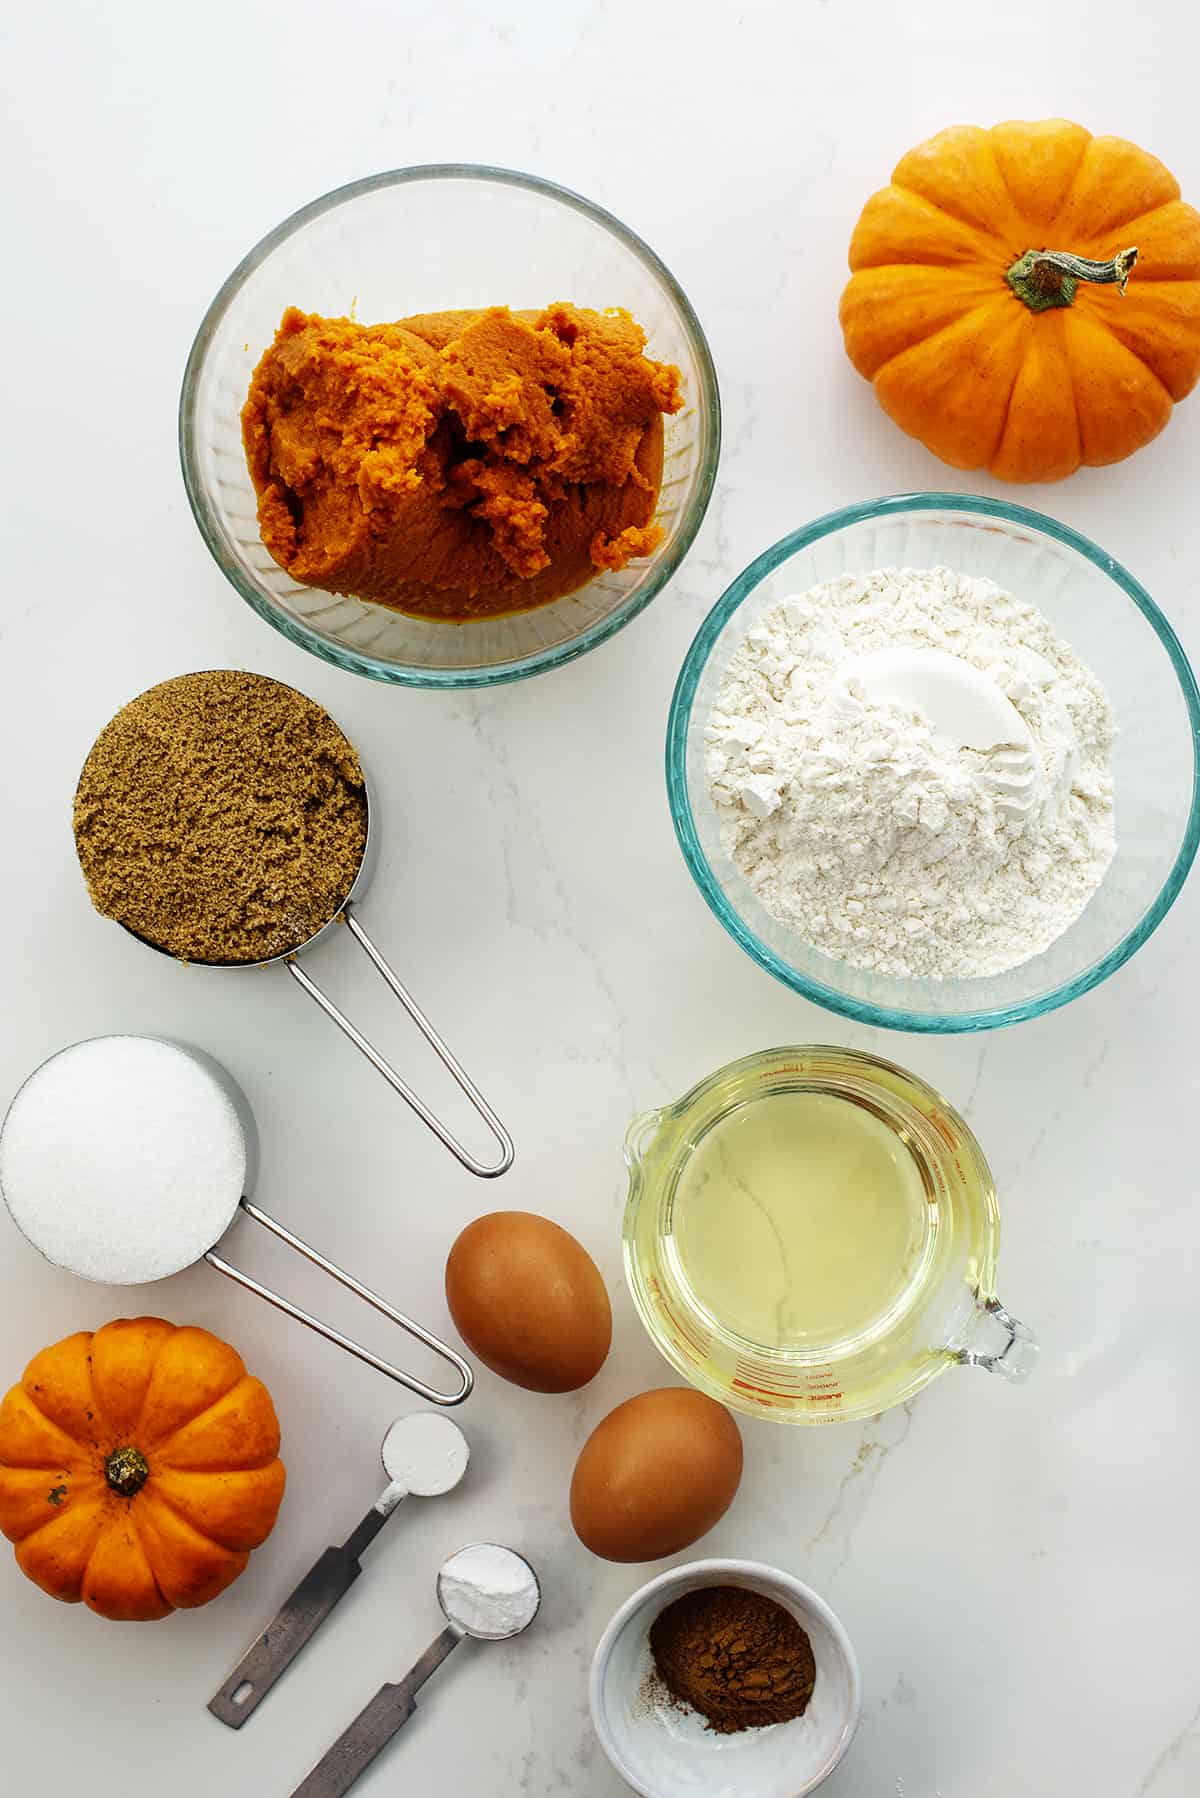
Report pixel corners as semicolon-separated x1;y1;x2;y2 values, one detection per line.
3;3;1198;1793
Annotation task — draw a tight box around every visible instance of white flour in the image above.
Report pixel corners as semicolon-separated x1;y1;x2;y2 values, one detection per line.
705;567;1116;980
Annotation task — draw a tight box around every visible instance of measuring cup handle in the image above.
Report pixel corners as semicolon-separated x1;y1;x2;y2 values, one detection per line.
285;905;514;1179
206;1201;473;1405
953;1297;1039;1383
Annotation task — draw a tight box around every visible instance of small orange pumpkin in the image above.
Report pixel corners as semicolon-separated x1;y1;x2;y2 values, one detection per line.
840;120;1200;481
0;1318;285;1621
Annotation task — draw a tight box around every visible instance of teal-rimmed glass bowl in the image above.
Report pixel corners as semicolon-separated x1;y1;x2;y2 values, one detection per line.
180;165;719;688
667;494;1200;1033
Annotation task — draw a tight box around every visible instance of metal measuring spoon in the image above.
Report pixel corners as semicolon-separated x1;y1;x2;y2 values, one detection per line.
209;1415;470;1728
292;1545;540;1797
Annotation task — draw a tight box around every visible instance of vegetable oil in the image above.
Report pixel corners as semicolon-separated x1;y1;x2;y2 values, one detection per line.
668;1090;935;1349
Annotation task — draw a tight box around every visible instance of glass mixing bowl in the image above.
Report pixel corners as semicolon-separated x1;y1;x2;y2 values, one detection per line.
667;494;1200;1032
180;165;719;688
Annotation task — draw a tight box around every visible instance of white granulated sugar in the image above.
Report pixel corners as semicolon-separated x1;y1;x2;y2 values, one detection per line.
705;567;1116;980
0;1036;245;1284
438;1544;540;1639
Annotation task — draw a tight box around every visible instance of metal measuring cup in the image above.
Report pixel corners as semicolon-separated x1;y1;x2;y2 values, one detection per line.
209;1412;470;1727
293;1544;540;1797
75;677;513;1179
0;1036;472;1403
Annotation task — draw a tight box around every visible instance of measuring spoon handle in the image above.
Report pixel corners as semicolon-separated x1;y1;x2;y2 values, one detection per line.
208;1504;392;1729
292;1626;461;1797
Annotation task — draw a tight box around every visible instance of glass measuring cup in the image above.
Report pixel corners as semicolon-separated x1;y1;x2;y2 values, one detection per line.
623;1046;1037;1424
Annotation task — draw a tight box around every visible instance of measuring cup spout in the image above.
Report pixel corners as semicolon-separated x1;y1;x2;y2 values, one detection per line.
952;1297;1039;1383
623;1108;666;1171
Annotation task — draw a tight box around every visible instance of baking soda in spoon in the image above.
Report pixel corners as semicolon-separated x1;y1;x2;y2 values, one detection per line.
294;1545;540;1797
436;1543;541;1639
0;1037;245;1283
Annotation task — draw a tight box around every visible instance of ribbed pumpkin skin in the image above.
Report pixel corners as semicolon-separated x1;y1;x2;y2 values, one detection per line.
0;1318;285;1621
840;120;1200;481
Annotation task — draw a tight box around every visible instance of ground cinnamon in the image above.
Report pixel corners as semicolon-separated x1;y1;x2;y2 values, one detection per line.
648;1585;816;1734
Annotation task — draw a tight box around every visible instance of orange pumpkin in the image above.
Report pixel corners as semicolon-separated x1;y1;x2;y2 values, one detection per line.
840;120;1200;481
0;1318;285;1622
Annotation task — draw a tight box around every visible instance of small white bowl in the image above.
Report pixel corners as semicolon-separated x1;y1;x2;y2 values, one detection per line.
590;1559;860;1798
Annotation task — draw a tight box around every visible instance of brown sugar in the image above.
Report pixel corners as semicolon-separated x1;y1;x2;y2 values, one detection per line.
241;303;682;621
73;671;368;965
648;1585;817;1734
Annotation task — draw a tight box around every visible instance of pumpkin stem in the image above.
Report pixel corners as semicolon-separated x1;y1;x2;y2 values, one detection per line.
1007;245;1138;313
105;1446;150;1498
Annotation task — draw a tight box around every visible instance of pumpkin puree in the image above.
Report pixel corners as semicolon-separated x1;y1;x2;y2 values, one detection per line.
242;303;683;620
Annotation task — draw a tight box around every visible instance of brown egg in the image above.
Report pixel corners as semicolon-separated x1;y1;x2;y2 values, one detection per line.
445;1211;612;1393
570;1388;743;1562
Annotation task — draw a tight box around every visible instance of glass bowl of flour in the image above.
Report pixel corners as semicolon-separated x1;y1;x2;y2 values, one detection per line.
667;494;1200;1032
